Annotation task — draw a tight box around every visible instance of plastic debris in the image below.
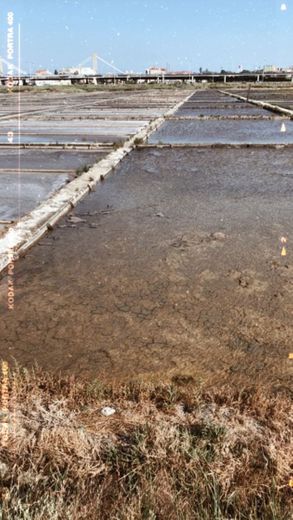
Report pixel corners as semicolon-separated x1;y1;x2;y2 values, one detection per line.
101;406;116;417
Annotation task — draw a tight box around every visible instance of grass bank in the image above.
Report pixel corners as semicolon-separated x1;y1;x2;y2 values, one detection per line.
0;83;194;94
0;365;292;519
1;83;292;95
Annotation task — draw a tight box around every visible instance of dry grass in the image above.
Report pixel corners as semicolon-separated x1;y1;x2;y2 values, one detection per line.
0;365;292;519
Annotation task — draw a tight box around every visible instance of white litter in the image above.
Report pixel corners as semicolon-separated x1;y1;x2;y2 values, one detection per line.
101;406;116;417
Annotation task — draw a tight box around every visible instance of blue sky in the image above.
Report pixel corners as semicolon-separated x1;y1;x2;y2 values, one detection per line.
1;0;292;73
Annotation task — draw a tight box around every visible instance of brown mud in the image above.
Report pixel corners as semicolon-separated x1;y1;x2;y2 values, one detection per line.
0;89;292;391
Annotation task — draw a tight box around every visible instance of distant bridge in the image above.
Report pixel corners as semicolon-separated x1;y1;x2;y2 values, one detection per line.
1;50;292;86
1;72;293;87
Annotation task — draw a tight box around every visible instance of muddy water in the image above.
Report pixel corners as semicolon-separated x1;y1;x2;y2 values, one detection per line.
149;119;293;145
225;88;293;110
0;135;125;145
0;123;146;144
0;150;108;221
0;149;108;171
176;106;270;117
0;87;187;237
0;172;68;220
0;146;292;389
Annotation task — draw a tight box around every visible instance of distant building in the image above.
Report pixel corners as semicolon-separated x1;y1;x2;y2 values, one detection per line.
58;66;95;76
35;69;52;76
263;65;279;73
146;66;167;75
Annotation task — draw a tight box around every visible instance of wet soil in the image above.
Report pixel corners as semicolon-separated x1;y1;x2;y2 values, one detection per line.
0;146;292;389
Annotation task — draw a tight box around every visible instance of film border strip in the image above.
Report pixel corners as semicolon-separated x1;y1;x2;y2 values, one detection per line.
1;9;19;509
1;361;10;508
0;359;17;508
1;361;9;446
6;9;17;313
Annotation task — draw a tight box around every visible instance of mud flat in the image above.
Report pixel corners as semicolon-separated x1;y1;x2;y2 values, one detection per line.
0;90;292;390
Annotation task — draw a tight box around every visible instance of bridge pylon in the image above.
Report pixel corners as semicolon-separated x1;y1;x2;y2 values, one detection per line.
92;53;98;74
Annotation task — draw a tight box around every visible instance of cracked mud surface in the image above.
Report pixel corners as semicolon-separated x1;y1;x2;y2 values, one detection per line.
0;146;292;389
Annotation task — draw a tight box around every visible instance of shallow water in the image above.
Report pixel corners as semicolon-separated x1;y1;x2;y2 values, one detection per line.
0;172;68;220
149;119;293;144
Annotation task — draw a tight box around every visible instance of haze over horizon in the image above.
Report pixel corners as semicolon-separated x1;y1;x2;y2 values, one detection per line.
0;0;292;74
